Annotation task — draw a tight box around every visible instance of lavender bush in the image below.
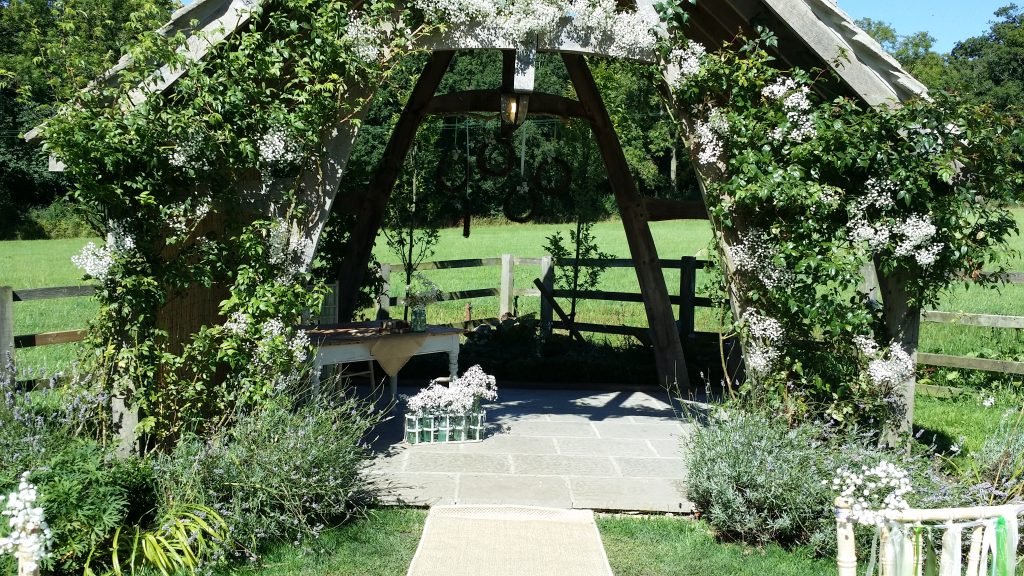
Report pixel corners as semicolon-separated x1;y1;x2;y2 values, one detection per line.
154;390;385;559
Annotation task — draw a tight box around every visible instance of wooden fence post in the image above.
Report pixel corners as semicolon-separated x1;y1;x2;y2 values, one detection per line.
0;287;13;380
377;264;391;319
539;255;554;336
499;254;515;318
111;394;139;457
679;257;696;339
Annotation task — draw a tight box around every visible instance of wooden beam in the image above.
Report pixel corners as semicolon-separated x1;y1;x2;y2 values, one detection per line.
534;278;585;343
335;51;454;321
562;53;690;389
426;90;587;120
641;198;708;221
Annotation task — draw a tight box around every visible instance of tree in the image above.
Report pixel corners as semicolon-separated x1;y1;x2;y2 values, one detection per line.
946;4;1024;111
0;0;173;237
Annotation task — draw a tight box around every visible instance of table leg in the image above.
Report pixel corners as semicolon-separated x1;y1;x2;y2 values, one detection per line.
448;346;459;381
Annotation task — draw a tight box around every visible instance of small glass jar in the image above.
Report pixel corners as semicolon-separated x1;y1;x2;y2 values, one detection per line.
411;305;428;332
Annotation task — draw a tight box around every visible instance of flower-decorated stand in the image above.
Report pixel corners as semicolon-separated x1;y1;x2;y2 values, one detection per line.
404;410;486;444
402;365;496;444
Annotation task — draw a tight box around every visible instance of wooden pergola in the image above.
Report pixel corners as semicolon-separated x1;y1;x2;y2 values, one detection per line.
29;0;928;391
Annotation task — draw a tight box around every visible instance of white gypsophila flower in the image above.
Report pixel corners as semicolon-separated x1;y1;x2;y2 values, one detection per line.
694;107;729;166
745;309;784;344
832;461;912;526
729;229;793;289
669;42;706;88
290;330;311;363
71;242;114;281
345;11;387;63
0;472;52;574
223;312;250;335
853;334;879;358
262;318;286;339
258;127;302;167
405;365;498;415
866;342;914;389
745;343;781;376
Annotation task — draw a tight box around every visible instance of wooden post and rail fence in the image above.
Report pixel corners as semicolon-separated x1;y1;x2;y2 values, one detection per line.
4;261;1024;383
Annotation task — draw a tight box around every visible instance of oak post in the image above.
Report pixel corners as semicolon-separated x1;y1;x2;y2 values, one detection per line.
563;53;689;389
539;255;554;336
679;257;697;338
499;254;515;317
0;287;13;379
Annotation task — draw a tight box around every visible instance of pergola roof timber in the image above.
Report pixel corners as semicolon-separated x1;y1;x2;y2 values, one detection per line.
25;0;927;149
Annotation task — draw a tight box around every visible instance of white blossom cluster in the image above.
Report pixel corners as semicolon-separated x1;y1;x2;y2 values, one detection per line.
223;311;250;335
267;218;312;281
668;42;706;89
855;336;914;390
416;0;659;55
166;200;211;236
743;308;784;376
762;77;816;143
832;461;912;526
405;365;497;415
694;107;729;166
729;229;792;289
847;179;944;267
345;11;396;64
168;130;211;171
258;127;302;168
71;242;114;281
0;472;51;574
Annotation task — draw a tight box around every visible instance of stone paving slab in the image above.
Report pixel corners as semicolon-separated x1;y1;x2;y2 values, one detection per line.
612;457;686;479
366;387;693;513
554;437;657;457
457;474;573;507
511;454;619;477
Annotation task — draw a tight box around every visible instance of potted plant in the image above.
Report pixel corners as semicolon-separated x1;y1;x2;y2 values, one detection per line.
403;365;498;443
404;273;442;332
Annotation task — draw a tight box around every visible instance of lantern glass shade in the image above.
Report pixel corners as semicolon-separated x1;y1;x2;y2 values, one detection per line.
500;92;530;127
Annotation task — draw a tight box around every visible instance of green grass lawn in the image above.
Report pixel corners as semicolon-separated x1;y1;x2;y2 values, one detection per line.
218;508;838;576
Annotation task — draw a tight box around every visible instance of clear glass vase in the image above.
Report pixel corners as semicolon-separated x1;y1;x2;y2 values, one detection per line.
411;304;428;332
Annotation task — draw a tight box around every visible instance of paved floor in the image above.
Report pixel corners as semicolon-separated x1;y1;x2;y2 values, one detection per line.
364;387;694;513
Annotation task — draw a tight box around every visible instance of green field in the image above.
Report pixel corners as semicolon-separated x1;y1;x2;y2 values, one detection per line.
2;212;1024;376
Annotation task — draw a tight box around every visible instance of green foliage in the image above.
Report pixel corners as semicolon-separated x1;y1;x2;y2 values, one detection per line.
667;31;1022;430
154;392;385;558
686;409;964;553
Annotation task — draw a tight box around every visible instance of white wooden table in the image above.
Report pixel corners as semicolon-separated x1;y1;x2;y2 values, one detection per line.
306;324;462;400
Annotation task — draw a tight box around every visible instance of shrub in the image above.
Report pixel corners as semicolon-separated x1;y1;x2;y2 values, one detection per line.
685;409;965;554
18;197;97;239
154;391;384;559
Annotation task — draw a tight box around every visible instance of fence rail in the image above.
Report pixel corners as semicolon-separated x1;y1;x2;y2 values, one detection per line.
4;256;1024;378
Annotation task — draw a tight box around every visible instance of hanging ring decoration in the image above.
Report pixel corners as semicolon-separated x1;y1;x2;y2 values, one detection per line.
435;149;469;193
529;157;573;198
476;138;516;178
503;183;542;224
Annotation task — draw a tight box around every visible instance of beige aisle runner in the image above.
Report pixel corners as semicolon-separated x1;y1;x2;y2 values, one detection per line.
407;505;614;576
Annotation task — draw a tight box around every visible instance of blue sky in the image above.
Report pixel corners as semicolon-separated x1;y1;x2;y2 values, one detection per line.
837;0;1009;53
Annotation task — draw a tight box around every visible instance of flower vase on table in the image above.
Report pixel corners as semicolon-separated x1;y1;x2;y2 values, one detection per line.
404;273;441;334
410;305;427;332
